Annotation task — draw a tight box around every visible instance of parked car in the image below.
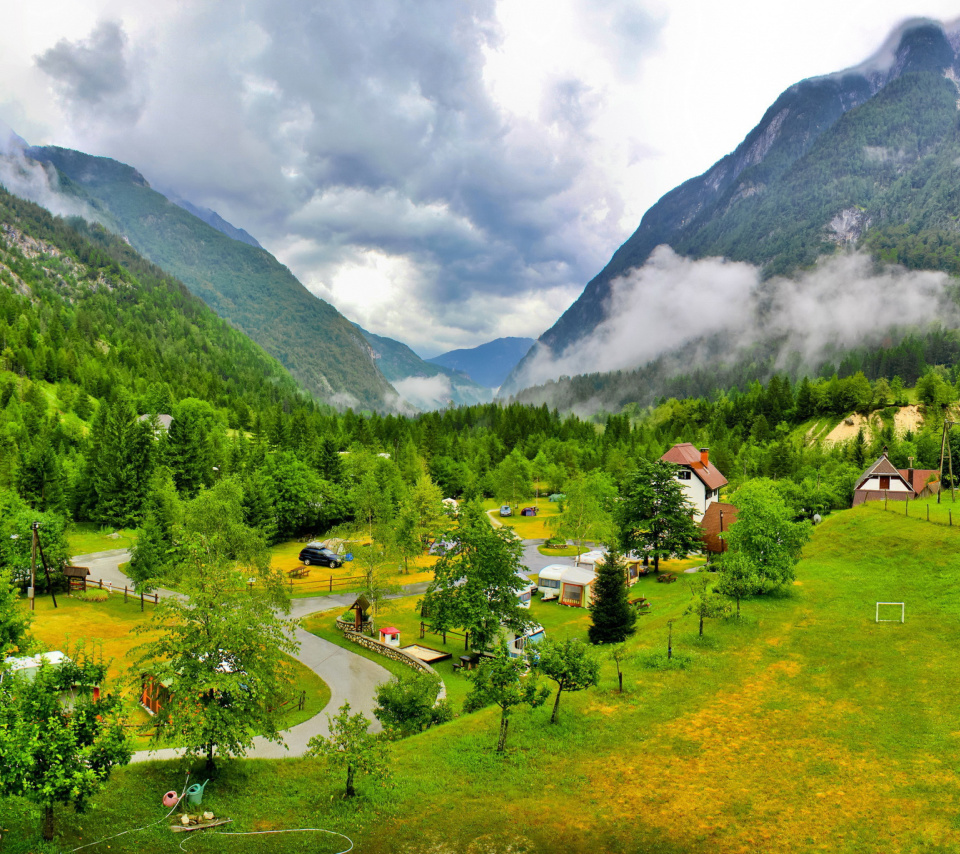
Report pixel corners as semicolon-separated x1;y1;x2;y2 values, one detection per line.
298;543;343;568
499;505;512;517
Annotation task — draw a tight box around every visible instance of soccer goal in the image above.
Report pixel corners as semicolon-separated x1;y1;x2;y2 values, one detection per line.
876;602;905;623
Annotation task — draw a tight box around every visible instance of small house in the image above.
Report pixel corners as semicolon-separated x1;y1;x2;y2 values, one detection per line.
660;444;728;521
700;502;739;556
852;452;940;506
559;566;597;608
379;627;401;647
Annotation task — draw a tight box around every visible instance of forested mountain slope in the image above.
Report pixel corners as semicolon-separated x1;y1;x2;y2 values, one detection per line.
506;20;960;399
25;146;395;410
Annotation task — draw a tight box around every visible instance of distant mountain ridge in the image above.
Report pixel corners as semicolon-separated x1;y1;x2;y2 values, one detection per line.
161;191;263;249
428;337;534;388
24;145;396;410
505;18;960;396
353;324;493;409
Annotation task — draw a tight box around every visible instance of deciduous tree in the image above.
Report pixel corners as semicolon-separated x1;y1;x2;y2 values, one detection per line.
535;637;600;723
373;671;451;737
684;574;731;636
464;644;549;752
307;702;390;797
617;460;700;572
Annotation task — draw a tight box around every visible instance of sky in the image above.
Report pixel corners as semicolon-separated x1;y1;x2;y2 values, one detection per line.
1;1;959;358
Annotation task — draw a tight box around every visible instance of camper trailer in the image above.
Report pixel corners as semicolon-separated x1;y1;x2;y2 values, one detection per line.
559;566;597;608
501;623;545;658
536;564;570;599
515;571;536;608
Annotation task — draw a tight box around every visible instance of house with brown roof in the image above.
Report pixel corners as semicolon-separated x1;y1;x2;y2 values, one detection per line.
660;443;728;520
852;452;939;506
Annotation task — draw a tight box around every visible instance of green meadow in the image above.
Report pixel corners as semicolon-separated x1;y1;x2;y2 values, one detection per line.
4;506;960;852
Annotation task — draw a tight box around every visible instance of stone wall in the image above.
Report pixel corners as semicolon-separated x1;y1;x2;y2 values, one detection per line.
342;630;447;703
336;616;373;634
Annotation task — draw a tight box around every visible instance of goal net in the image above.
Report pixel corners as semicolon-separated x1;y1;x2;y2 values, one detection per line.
875;602;904;623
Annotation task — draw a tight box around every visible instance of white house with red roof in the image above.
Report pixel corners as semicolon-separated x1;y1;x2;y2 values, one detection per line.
660;443;728;520
852;452;939;506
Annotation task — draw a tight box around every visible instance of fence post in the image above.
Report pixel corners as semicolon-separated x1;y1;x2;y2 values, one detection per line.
140;591;144;612
98;578;103;590
951;510;953;527
329;576;333;593
154;593;159;605
420;621;425;639
927;505;930;522
465;631;469;650
124;585;128;602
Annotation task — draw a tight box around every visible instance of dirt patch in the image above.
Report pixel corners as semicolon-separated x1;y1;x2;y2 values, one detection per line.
893;404;925;435
823;413;876;445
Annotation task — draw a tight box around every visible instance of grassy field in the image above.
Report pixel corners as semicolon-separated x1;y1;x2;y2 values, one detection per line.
483;496;561;540
271;538;439;598
7;507;960;852
67;523;138;557
26;593;330;749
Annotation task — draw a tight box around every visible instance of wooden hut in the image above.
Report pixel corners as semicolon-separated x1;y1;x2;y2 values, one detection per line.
64;565;90;592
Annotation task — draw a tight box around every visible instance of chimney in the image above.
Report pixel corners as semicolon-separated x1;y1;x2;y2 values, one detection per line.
700;447;709;467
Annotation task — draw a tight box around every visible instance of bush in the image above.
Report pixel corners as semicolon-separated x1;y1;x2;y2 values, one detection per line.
74;589;109;603
545;536;567;547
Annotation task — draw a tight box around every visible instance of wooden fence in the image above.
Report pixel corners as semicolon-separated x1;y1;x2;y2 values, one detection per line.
286;573;367;596
85;578;160;607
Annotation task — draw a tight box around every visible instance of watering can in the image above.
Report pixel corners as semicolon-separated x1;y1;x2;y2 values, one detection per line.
185;780;209;806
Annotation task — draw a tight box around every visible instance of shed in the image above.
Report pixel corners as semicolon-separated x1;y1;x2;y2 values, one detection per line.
559;566;597;608
348;594;372;632
64;565;90;592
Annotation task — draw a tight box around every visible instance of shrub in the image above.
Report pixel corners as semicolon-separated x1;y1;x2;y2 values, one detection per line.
74;589;109;603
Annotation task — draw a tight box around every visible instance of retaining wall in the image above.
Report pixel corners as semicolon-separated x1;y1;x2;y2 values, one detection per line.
342;630;447;703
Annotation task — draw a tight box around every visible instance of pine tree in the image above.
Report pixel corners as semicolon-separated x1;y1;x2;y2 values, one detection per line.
587;546;637;644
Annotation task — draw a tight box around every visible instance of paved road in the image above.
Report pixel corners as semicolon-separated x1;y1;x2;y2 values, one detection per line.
72;550;393;762
76;539;577;762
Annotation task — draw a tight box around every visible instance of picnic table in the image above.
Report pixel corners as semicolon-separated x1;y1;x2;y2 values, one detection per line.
288;566;310;579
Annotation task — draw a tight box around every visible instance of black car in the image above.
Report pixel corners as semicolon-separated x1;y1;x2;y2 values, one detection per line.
298;544;343;568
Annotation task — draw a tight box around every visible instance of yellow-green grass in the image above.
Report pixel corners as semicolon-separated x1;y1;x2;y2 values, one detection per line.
11;507;960;852
271;539;438;598
864;493;960;528
537;544;580;556
482;496;561;539
67;523;138;557
25;594;330;751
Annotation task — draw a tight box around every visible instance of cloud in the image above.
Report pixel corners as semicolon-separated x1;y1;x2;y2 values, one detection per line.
392;374;455;411
35;20;145;124
515;246;958;388
0;119;100;220
20;2;663;352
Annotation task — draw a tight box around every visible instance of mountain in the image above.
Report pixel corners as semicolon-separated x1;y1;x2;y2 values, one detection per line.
0;184;309;420
23;146;395;410
354;325;493;409
161;191;262;249
505;19;960;398
427;337;534;388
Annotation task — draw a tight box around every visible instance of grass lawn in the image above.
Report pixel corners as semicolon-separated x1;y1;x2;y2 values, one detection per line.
537;544;580;557
67;523;138;557
271;539;438;598
10;506;960;852
865;493;960;527
25;593;330;750
483;496;561;540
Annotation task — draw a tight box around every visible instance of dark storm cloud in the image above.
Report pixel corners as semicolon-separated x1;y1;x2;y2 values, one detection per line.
35;21;144;123
31;3;665;350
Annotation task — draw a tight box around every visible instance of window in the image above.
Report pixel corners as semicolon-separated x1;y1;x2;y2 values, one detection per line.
518;590;531;603
539;578;560;589
677;470;692;480
562;584;583;606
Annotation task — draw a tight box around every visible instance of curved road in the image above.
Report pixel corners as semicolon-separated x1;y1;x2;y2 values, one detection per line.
74;539;579;762
73;550;393;761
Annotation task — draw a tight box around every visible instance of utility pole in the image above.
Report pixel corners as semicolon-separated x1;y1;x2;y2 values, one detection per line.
29;521;39;611
938;421;955;504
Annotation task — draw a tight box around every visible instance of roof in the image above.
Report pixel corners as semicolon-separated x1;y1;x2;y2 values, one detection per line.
560;567;597;586
897;469;939;494
537;564;571;580
64;565;89;577
700;502;739;553
854;453;906;491
661;443;728;491
380;627;400;635
4;651;69;673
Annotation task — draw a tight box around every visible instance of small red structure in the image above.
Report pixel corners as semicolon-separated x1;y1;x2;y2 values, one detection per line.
379;627;400;647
